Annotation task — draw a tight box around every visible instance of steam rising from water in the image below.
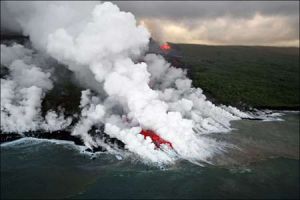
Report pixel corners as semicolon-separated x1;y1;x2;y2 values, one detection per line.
1;1;251;164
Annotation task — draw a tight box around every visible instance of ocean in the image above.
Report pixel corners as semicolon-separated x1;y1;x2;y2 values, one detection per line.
1;112;299;199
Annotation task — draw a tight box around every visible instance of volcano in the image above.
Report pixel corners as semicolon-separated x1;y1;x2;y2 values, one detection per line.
0;1;256;164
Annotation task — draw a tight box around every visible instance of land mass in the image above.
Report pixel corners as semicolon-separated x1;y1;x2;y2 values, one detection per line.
1;36;299;146
168;43;299;110
1;34;299;110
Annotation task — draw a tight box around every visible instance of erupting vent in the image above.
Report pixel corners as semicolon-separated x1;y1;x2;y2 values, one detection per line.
160;43;171;52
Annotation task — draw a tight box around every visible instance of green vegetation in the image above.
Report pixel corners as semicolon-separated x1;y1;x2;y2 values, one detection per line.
172;43;299;110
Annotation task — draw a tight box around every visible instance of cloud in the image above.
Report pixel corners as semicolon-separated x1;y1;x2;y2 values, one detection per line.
114;1;299;20
1;1;299;46
114;1;299;46
140;13;299;46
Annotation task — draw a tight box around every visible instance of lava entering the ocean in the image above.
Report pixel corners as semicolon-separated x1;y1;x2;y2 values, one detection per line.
140;129;173;149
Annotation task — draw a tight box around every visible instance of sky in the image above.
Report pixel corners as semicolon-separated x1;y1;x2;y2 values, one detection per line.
113;1;299;47
1;1;299;47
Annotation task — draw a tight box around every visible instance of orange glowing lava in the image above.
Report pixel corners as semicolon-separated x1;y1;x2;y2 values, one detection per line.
160;43;171;51
140;129;173;149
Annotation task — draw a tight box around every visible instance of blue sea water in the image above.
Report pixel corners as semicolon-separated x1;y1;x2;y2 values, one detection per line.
1;112;299;199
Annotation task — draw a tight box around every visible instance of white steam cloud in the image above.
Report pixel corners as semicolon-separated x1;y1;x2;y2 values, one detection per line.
1;44;71;133
1;1;252;164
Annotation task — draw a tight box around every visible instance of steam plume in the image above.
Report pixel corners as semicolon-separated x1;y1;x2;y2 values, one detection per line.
1;1;251;164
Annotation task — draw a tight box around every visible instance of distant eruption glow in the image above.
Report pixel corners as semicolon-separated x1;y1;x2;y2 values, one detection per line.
160;43;171;51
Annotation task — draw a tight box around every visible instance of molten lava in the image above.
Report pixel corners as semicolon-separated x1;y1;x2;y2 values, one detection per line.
140;129;173;149
160;43;171;51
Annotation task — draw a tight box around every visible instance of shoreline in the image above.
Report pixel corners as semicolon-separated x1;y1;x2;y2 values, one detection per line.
1;109;297;146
